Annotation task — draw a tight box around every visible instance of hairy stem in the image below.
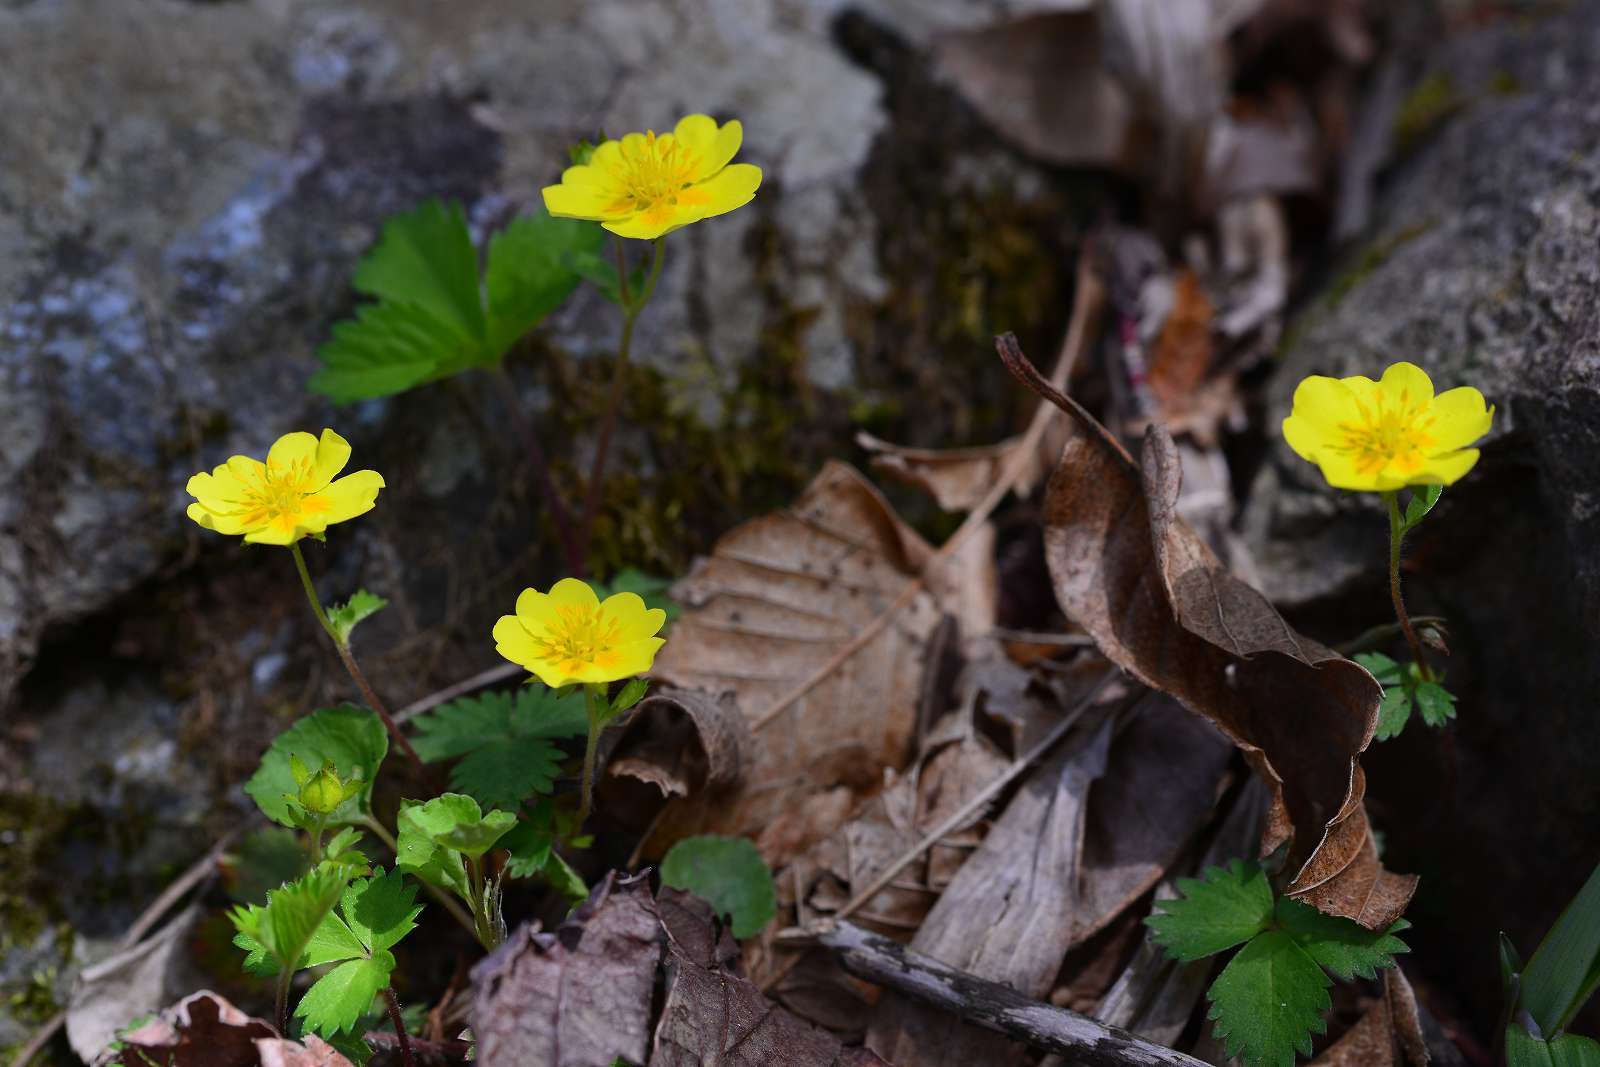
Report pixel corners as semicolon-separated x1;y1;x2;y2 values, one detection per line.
580;238;666;545
274;971;292;1037
575;686;606;833
290;544;434;784
382;987;417;1067
1382;491;1433;681
488;364;586;576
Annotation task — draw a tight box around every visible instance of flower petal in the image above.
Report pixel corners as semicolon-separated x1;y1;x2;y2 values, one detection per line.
267;431;319;476
1427;388;1493;452
493;614;545;670
547;577;600;611
543;173;618;221
186;501;255;535
312;429;352;491
306;470;385;524
691;162;761;221
600;592;667;641
243;517;301;546
674;115;742;179
186;465;253;513
606;636;665;677
1414;448;1481;487
1377;361;1435;409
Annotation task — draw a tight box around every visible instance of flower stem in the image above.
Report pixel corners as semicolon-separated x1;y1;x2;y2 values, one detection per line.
382;987;416;1067
575;686;607;833
1382;491;1434;681
289;544;436;786
274;971;291;1036
580;238;666;547
488;364;586;576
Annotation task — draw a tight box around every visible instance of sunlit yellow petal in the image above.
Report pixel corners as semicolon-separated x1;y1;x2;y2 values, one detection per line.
602;211;679;240
306;470;384;524
1428;388;1493;452
1415;448;1480;486
608;636;665;676
548;577;601;610
244;520;300;546
312;429;352;491
493;614;543;669
674;115;742;179
693;162;762;220
1377;361;1435;409
600;592;667;641
225;455;267;483
543;180;613;221
266;431;318;475
1282;413;1336;467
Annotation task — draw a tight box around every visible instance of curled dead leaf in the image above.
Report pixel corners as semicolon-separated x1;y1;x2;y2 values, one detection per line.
106;991;350;1067
605;687;749;800
997;333;1414;928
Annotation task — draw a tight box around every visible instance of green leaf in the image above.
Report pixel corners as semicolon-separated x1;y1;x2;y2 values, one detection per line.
310;300;469;403
1414;681;1457;727
1403;484;1444;530
1503;931;1525;1001
1374;685;1414;741
660;835;778;939
246;706;388;828
342;868;423;953
1521;860;1600;1033
484;207;605;354
295;954;393;1036
352;200;484;342
395;815;469;900
1207;930;1331;1067
328;590;387;646
611;678;649;715
230;861;354;977
1507;1026;1600;1067
1146;860;1275;963
1353;652;1402;687
411;686;589;809
303;910;366;969
1274;898;1409;980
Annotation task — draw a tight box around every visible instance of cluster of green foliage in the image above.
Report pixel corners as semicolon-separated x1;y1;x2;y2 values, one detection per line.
1147;859;1409;1067
1502;862;1600;1065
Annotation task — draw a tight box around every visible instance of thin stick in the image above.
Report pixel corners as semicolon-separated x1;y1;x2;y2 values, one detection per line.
813;920;1210;1067
752;260;1105;734
382;987;417;1067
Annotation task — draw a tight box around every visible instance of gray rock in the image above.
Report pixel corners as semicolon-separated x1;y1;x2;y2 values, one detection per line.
1244;0;1600;1023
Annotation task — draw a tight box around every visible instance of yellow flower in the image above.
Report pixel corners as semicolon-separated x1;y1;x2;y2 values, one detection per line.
542;114;762;240
493;578;667;687
185;429;385;545
1282;362;1493;491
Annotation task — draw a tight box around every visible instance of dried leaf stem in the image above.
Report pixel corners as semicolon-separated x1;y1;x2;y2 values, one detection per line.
751;259;1105;734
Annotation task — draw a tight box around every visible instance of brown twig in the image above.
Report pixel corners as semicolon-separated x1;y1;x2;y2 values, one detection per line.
751;258;1106;734
812;920;1210;1067
382;987;417;1067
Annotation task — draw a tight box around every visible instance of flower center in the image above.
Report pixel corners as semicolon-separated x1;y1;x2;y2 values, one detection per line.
532;604;624;671
1335;390;1437;474
604;131;706;221
241;457;327;530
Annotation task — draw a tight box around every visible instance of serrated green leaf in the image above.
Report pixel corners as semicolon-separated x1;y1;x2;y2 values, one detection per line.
1353;652;1402;687
1375;685;1414;741
395;816;469;901
1507;1026;1600;1067
660;835;778;939
231;862;355;977
353;200;484;342
343;869;423;953
484;207;604;353
397;793;516;858
1414;681;1457;727
1146;859;1275;963
1274;898;1409;980
295;953;394;1036
310;298;471;403
1208;930;1331;1067
1523;860;1600;1034
411;686;589;809
328;590;387;646
499;816;555;879
246;706;388;828
303;910;366;969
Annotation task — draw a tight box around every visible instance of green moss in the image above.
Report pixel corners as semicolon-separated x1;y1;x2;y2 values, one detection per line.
1325;221;1433;311
1393;72;1463;154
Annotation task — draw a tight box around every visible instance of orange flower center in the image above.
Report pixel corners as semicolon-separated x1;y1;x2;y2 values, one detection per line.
531;604;624;674
1335;390;1437;475
240;457;328;531
604;131;709;224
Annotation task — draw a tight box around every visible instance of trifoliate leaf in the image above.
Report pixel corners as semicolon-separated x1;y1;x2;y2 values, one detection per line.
295;954;394;1036
352;200;485;342
660;835;778;939
1274;898;1409;980
342;868;423;954
311;200;601;403
484;207;605;354
1414;681;1457;727
246;705;387;828
1207;930;1331;1067
1375;685;1414;741
411;686;588;809
1353;652;1403;687
328;590;387;646
1506;1025;1600;1067
1146;859;1275;963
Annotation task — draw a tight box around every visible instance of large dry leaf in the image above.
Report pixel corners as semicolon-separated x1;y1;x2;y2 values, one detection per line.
469;872;660;1067
605;687;749;801
107;991;352;1067
650;888;890;1067
865;714;1115;1066
72;905;201;1062
998;335;1414;928
648;462;947;864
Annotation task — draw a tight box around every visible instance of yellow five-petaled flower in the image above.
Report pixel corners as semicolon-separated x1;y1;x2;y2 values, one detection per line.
493;578;667;688
542;114;762;240
185;429;385;545
1282;362;1493;492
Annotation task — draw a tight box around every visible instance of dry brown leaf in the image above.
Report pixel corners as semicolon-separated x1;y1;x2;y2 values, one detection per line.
650;888;891;1067
857;432;1042;514
604;687;749;800
107;991;348;1067
998;334;1414;928
469;872;660;1067
647;462;947;865
1386;966;1430;1067
72;905;202;1063
865;714;1116;1066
